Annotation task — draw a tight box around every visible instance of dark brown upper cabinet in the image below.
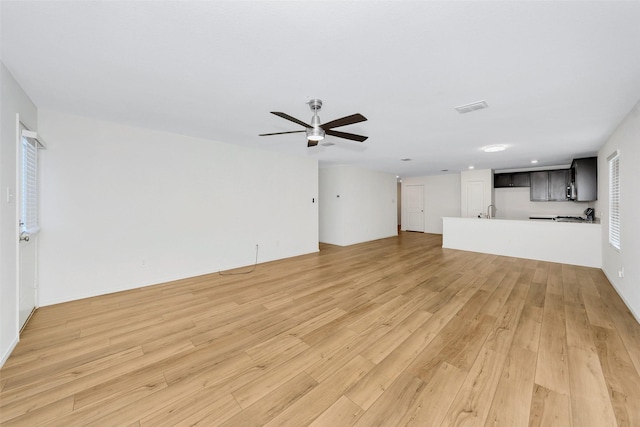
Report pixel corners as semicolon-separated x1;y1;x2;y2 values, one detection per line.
570;157;597;201
494;172;531;188
530;170;570;201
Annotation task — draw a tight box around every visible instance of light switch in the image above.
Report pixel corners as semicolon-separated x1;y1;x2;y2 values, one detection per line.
6;187;13;203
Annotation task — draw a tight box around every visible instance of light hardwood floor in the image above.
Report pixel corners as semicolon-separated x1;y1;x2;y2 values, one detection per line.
1;232;640;426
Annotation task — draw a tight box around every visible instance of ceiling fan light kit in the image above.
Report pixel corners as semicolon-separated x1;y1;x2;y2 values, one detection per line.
306;129;325;142
260;99;368;146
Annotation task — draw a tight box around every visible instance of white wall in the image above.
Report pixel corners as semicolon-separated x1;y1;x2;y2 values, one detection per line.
494;187;591;220
401;174;461;234
460;169;493;218
37;110;319;306
319;165;397;246
0;63;38;365
596;99;640;322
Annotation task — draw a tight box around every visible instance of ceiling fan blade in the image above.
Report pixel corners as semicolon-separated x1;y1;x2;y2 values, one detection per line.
307;140;319;147
325;129;368;142
259;130;306;136
321;113;367;130
271;112;311;129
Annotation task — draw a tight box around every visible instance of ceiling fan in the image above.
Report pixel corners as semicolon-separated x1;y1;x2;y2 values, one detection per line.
259;99;368;147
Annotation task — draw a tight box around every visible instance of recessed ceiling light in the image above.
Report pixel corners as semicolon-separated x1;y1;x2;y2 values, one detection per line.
396;176;400;178
401;158;412;162
531;159;538;164
468;166;474;169
482;145;506;153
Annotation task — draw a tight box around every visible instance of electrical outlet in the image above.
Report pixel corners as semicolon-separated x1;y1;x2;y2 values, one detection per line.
618;267;624;278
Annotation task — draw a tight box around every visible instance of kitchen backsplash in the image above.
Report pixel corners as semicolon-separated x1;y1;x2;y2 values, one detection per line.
494;187;591;220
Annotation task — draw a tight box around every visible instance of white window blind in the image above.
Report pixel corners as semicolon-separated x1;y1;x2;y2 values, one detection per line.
20;134;39;234
608;151;620;250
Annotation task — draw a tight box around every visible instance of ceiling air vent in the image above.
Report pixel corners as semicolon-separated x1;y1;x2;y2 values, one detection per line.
455;100;488;114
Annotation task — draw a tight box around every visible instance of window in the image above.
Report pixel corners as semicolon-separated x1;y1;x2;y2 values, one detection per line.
608;151;620;250
20;130;41;234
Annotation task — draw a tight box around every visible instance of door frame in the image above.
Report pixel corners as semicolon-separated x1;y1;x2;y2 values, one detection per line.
16;117;44;332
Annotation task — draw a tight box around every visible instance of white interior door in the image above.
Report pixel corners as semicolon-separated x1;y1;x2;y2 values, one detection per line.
405;185;424;232
18;233;37;330
18;127;41;331
466;181;485;218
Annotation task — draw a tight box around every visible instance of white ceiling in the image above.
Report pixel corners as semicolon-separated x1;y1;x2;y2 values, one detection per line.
2;1;640;177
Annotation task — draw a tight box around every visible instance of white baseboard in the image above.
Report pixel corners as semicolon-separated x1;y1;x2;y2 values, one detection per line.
0;334;19;368
603;268;640;325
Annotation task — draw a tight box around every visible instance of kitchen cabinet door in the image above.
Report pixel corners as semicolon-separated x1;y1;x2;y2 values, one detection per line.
512;172;530;187
548;170;569;201
571;157;597;201
530;170;569;201
494;174;512;188
495;172;530;188
530;172;549;201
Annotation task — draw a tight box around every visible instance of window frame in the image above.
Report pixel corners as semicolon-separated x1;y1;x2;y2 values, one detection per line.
19;127;43;235
607;150;620;251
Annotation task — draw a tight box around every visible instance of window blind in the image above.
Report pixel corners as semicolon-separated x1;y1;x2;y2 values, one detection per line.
21;136;39;234
608;151;620;250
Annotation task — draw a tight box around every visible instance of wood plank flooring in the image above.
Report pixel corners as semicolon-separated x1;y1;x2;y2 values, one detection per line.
1;232;639;426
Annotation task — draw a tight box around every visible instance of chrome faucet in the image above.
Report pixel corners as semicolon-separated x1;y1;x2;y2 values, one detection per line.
487;204;496;219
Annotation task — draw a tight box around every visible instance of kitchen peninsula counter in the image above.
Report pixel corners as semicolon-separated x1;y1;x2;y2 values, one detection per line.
442;217;601;268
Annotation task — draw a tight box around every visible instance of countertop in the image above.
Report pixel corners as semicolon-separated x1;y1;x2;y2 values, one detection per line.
451;216;600;224
529;216;600;224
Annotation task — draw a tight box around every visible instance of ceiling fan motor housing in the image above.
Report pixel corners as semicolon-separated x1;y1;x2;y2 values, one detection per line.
307;117;325;141
307;99;325;141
